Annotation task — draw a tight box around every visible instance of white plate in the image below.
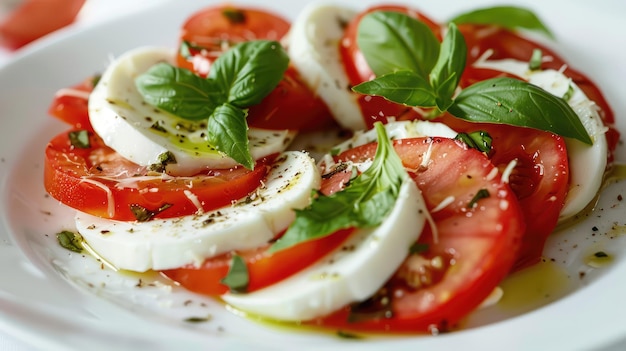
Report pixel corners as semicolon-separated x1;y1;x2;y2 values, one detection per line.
0;0;625;350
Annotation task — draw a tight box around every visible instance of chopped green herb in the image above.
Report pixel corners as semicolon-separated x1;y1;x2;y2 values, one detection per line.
222;8;246;24
529;48;543;70
130;203;173;222
563;84;575;102
56;231;83;253
184;315;212;323
68;130;91;149
594;251;609;258
455;131;493;154
337;330;363;339
409;242;429;255
221;255;249;293
468;189;490;208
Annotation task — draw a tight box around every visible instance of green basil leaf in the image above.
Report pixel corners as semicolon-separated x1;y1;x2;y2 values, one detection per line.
270;122;407;252
352;70;437;107
208;103;254;169
448;77;592;144
209;40;289;108
220;255;249;293
430;23;467;111
357;11;440;78
449;6;553;38
135;62;223;121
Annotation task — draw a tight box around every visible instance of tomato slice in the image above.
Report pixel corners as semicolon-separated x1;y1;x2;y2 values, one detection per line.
314;137;525;332
176;5;334;131
0;0;85;49
246;66;335;132
161;228;353;295
176;5;291;75
44;129;272;221
459;24;620;161
47;76;95;130
340;5;442;129
437;115;569;271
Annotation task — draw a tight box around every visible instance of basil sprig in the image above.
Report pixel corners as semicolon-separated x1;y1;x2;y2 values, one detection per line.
270;122;407;252
449;6;554;38
136;40;289;169
353;11;592;145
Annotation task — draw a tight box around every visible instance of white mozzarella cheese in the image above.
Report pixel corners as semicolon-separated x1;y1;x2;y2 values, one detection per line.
287;3;366;131
88;46;296;176
75;151;320;272
331;120;457;155
222;179;427;321
472;57;608;221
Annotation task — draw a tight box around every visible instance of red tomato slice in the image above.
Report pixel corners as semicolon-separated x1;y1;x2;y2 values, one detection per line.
0;0;85;49
315;137;525;333
161;229;354;295
340;5;442;129
44;129;272;221
437;115;569;271
246;66;335;132
176;5;334;131
459;24;620;161
47;76;95;130
176;5;291;74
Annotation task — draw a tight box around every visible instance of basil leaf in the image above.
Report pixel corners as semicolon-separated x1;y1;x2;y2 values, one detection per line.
135;63;223;121
210;40;289;108
448;77;592;144
270;122;407;252
208;103;253;169
449;6;553;38
357;11;440;78
352;70;437;107
220;255;249;293
430;23;467;111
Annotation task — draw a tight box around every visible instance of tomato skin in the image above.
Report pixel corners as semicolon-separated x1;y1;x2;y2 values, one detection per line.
47;76;94;130
44;129;272;221
0;0;85;49
161;229;353;295
247;66;336;131
177;5;290;74
315;138;525;332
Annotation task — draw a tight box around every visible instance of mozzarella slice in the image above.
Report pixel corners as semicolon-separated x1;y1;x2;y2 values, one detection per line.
75;151;320;272
222;179;426;321
287;3;366;131
88;46;296;176
473;56;608;221
331;120;457;155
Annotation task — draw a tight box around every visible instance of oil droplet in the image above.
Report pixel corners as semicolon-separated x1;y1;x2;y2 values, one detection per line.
497;259;573;313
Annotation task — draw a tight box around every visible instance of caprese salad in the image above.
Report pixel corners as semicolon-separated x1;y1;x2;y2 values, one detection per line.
44;1;619;335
